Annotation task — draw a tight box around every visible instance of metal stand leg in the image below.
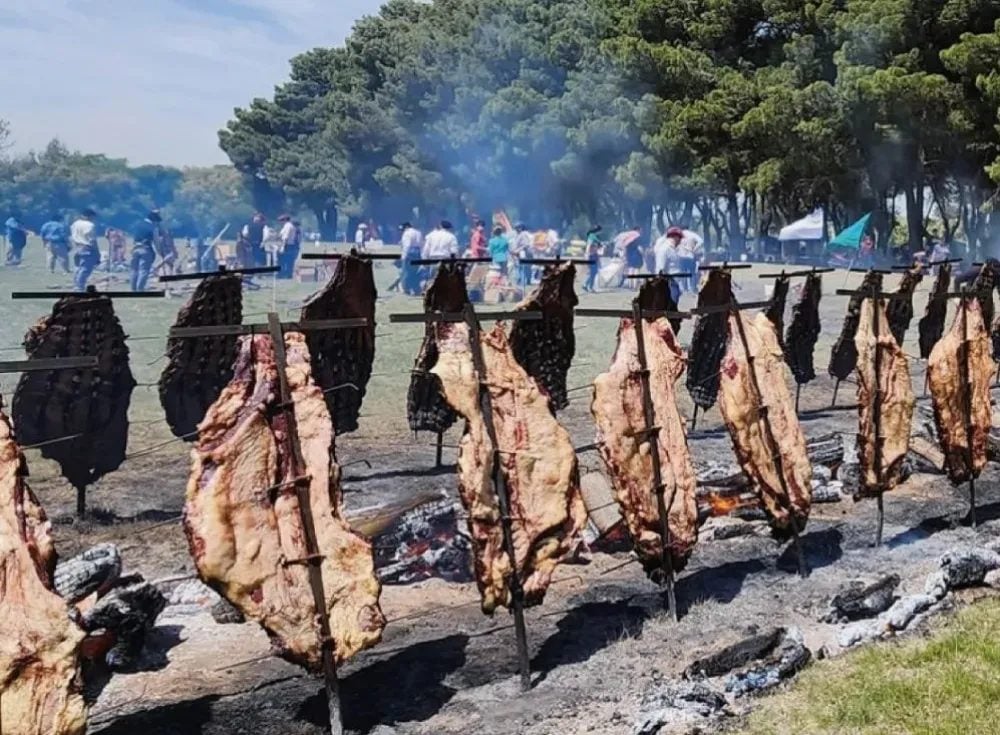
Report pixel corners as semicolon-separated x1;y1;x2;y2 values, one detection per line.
969;479;978;528
831;379;841;408
795;384;802;414
875;493;885;547
435;431;444;468
690;406;699;432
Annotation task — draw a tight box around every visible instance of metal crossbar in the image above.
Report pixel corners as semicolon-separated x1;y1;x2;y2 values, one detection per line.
0;356;97;372
159;266;278;282
169;317;368;338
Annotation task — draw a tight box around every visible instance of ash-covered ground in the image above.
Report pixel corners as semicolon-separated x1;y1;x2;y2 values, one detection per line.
13;265;994;735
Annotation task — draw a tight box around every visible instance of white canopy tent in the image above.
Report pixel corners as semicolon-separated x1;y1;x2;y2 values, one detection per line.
778;210;825;242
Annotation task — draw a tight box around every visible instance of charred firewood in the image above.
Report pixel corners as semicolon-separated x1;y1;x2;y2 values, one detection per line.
509;262;578;411
300;254;377;433
159;273;242;440
828;271;883;381
687;270;734;410
12;294;136;515
783;273;823;385
764;275;790;349
824;574;900;623
685;628;785;679
79;576;167;671
886;265;924;346
407;263;470;433
919;265;952;359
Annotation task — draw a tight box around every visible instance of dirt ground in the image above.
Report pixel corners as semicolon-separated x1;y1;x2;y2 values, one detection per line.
0;247;989;734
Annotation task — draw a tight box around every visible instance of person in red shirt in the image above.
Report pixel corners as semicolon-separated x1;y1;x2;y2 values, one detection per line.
469;220;488;258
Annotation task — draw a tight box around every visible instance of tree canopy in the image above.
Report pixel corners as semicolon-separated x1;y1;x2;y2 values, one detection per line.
220;0;1000;252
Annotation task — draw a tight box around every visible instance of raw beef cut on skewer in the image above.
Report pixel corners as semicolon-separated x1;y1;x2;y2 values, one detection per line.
0;402;87;735
592;301;698;576
764;274;790;349
407;263;469;433
509;262;578;411
185;333;385;668
854;299;915;499
687;269;734;412
12;293;135;515
431;322;587;614
829;271;883;383
928;298;993;484
719;313;812;538
918;264;952;359
783;272;823;386
300;253;377;433
159;272;242;440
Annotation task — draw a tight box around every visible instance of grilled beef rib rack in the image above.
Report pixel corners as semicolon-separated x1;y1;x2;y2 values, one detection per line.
783;272;823;385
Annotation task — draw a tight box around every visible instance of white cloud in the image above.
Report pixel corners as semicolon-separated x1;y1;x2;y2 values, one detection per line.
1;0;385;166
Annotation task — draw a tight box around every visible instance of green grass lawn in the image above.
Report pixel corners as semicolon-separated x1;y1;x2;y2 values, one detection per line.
741;600;1000;735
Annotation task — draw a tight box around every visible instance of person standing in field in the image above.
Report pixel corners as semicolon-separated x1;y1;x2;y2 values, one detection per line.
488;225;510;276
399;221;424;295
242;212;267;267
673;227;703;293
422;220;459;260
4;213;29;266
654;228;682;302
469;220;488;258
40;214;70;273
71;208;100;290
511;223;534;288
277;214;301;279
583;226;603;292
130;210;162;292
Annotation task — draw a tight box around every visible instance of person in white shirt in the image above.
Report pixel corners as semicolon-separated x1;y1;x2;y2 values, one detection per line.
654;228;682;302
277;214;301;279
511;223;534;287
70;207;100;290
421;220;459;260
674;227;704;293
354;223;368;250
399;222;424;295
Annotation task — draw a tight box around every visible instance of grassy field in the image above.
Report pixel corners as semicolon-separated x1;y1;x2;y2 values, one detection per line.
741;600;1000;735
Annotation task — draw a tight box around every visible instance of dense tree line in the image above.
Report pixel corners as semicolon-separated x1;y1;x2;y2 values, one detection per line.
0;136;254;238
221;0;1000;253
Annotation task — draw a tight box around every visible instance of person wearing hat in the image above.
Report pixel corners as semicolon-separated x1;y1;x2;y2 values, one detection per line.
277;214;301;279
130;209;163;292
71;208;100;290
4;212;29;266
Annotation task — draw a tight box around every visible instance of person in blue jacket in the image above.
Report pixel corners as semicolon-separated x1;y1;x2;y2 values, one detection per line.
40;215;70;273
4;213;29;265
130;210;162;292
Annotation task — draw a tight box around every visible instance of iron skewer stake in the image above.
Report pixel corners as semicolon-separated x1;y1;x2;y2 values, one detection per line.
831;379;841;408
959;288;977;527
461;302;532;692
435;430;444;468
690;405;700;432
266;313;343;735
729;301;809;578
630;300;679;621
870;284;886;548
795;383;802;414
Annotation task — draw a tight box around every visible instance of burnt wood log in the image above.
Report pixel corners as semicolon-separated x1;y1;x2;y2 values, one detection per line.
824;574;900;622
685;628;785;679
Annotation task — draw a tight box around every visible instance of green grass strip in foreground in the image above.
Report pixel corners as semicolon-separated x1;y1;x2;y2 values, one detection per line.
742;599;1000;735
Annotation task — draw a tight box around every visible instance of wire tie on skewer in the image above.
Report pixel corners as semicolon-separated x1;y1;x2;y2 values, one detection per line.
282;553;326;567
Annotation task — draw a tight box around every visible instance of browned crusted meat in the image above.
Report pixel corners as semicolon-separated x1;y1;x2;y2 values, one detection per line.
971;260;999;328
928;298;994;484
300;254;377;434
509;263;578;411
431;323;587;614
783;273;823;384
12;295;135;497
592;313;698;576
0;402;87;735
886;265;925;346
159;273;242;440
829;272;883;381
638;275;682;335
719;314;811;537
407;263;470;433
185;334;385;668
854;299;915;498
687;270;734;409
919;265;952;359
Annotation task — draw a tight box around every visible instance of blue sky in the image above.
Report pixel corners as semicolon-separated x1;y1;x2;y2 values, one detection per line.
1;0;384;166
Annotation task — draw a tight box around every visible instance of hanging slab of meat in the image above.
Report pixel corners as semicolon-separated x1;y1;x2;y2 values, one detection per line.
0;404;87;735
886;265;924;346
829;272;883;381
12;294;135;497
687;270;734;410
592;314;698;576
783;272;823;385
919;265;952;359
854;299;915;498
184;333;385;668
407;263;470;433
637;275;683;335
719;313;811;536
928;299;993;484
431;322;587;614
509;262;578;411
300;254;377;433
764;275;790;349
159;272;242;440
992;316;1000;363
972;260;1000;328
